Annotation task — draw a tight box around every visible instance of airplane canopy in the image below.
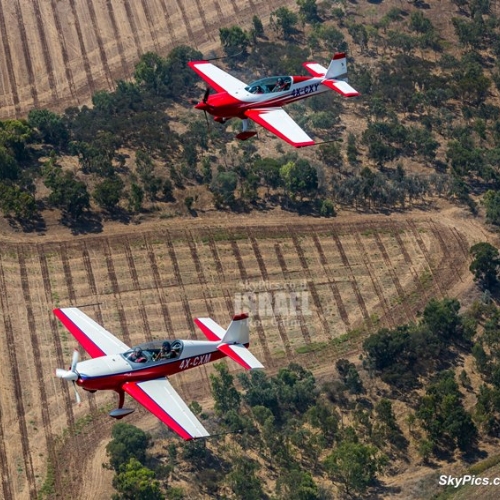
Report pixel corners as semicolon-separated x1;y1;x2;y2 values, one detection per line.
245;76;292;94
123;339;184;363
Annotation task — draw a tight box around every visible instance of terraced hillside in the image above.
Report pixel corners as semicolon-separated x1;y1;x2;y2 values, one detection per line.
0;0;294;119
0;215;473;499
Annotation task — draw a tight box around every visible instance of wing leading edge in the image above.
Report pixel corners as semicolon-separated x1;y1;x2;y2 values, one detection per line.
54;307;130;358
124;378;210;440
245;108;315;148
188;61;247;94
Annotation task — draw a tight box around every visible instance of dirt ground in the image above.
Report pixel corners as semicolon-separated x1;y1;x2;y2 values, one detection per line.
0;199;493;499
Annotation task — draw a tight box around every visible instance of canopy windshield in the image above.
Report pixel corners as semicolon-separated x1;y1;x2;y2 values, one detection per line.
245;76;292;94
123;340;184;364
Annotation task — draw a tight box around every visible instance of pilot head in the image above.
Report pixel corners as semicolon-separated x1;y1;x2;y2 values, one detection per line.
277;78;284;85
162;341;171;353
134;347;142;356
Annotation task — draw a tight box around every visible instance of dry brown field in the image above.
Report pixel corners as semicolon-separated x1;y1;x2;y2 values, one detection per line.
0;0;297;119
0;209;481;499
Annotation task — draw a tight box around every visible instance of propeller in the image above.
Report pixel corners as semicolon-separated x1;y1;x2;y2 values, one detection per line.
56;349;81;404
203;86;210;103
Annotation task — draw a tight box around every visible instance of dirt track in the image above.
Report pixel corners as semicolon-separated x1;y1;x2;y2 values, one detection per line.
0;0;296;119
0;207;482;499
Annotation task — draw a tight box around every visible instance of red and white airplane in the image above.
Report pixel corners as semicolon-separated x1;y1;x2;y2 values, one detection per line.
188;52;359;148
54;308;263;440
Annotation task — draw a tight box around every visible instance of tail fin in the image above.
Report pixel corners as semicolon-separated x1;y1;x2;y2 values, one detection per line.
221;313;249;344
325;52;349;81
194;314;263;370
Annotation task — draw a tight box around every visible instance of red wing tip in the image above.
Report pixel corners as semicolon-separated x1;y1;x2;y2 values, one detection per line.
333;52;346;60
188;60;211;66
233;313;249;321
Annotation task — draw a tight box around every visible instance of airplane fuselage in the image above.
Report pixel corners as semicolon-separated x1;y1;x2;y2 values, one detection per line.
75;340;228;392
196;75;328;120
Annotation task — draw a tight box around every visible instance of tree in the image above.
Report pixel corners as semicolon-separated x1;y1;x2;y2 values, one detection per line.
0;146;20;181
210;362;241;416
93;176;124;211
106;423;151;472
128;183;144;213
483;190;500;226
324;440;383;495
298;0;320;24
277;469;320;500
271;7;299;39
210;171;238;206
43;160;90;218
134;52;169;94
252;15;264;38
422;298;464;342
416;370;477;453
280;160;318;200
28;109;68;148
226;455;264;500
219;26;249;58
112;458;163;500
470;242;500;290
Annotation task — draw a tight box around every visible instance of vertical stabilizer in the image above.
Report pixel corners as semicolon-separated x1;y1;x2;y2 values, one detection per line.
221;313;249;344
325;52;348;81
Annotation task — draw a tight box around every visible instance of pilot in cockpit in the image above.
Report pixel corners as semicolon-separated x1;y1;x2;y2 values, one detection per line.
273;78;287;92
129;347;147;363
154;341;178;361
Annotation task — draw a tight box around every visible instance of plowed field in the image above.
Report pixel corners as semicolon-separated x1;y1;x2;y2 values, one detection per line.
0;0;294;119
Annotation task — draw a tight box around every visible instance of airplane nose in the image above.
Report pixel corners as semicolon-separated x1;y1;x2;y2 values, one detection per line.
195;102;209;111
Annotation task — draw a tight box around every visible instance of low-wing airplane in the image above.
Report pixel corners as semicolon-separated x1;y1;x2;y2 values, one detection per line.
54;308;263;440
188;52;359;148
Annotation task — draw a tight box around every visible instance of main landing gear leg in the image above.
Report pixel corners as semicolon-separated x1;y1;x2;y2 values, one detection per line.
236;118;257;141
109;389;135;419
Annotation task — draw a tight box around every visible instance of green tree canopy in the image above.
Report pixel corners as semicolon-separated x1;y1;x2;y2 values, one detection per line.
324;440;383;495
219;26;250;58
42;160;90;218
93;176;125;211
28;109;68;148
106;423;151;472
470;242;500;290
280;159;318;200
271;7;299;39
112;458;163;500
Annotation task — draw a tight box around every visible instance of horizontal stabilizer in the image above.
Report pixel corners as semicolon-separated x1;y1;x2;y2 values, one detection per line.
321;79;360;98
218;343;264;370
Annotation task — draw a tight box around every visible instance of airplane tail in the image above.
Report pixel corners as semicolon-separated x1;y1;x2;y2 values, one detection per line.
194;313;264;370
302;53;360;98
325;52;349;80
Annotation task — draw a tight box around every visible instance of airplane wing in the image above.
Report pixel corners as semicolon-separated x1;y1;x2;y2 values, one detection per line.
302;61;328;77
321;79;360;97
245;107;315;148
188;60;247;94
54;308;130;358
124;378;210;440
